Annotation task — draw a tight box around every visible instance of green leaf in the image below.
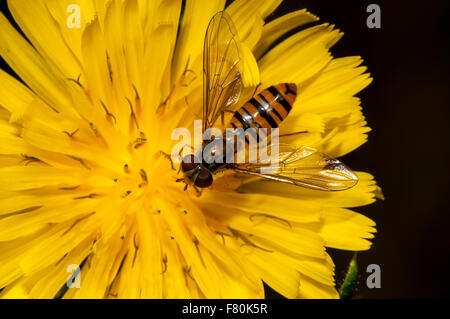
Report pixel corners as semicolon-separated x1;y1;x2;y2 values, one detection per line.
339;253;358;299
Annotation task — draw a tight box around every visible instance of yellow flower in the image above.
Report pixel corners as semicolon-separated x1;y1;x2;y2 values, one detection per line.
0;0;380;298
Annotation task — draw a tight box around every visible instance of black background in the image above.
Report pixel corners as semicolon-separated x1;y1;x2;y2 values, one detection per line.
272;0;450;298
1;0;449;298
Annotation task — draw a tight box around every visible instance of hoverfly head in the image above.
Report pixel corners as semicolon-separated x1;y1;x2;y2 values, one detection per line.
193;168;213;188
181;154;213;188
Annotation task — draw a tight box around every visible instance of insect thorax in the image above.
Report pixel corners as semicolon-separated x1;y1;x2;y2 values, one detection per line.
201;134;240;173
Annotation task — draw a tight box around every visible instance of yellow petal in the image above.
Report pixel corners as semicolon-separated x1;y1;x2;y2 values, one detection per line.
142;25;177;115
254;10;319;59
198;191;321;223
0;70;35;122
299;57;372;111
227;2;264;49
0;122;27;154
0;194;106;241
8;0;82;79
69;235;123;298
227;0;282;23
259;24;341;86
160;200;233;298
0;280;29;298
202;202;326;258
17;221;95;276
81;18;113;107
21;99;121;171
135;210;163;298
0;227;51;288
171;0;224;83
0;166;80;191
0;13;72;113
27;236;93;298
122;0;145;94
319;207;376;251
247;249;301;298
240;44;261;89
321;120;371;157
298;273;339;299
45;0;96;63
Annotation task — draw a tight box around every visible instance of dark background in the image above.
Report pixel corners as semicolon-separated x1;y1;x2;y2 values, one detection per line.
1;0;449;298
271;0;450;298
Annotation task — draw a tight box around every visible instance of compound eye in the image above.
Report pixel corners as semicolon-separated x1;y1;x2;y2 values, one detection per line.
181;155;200;172
195;169;213;188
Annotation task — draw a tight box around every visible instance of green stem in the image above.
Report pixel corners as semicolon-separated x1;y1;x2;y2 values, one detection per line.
339;253;358;299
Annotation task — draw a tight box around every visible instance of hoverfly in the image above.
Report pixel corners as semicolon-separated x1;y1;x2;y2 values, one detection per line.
179;11;358;193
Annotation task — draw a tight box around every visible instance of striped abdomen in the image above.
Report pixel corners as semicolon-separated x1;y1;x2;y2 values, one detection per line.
229;83;297;142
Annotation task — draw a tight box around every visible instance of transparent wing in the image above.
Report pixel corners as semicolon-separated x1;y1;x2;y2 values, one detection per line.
203;11;243;132
233;144;359;191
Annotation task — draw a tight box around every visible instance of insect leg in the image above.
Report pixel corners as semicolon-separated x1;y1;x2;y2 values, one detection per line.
193;185;202;197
